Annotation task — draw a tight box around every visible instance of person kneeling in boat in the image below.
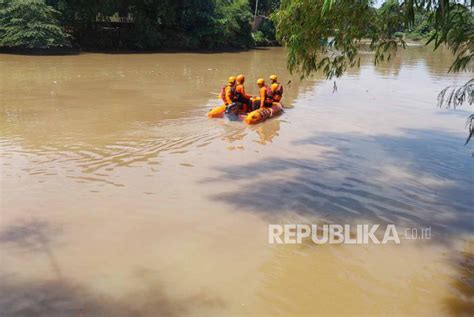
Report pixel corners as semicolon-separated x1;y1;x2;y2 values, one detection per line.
221;76;238;114
269;74;283;102
253;78;274;109
234;74;253;113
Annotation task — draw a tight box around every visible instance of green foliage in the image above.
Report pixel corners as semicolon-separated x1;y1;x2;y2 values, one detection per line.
252;30;268;45
394;31;405;39
372;6;434;41
274;0;395;79
275;0;473;144
124;0;220;49
250;0;281;15
0;0;70;48
437;79;474;144
378;0;404;38
405;32;423;40
259;18;277;41
399;7;434;41
213;0;254;49
438;78;473;108
40;0;254;50
426;2;474;73
274;0;473;79
248;0;279;46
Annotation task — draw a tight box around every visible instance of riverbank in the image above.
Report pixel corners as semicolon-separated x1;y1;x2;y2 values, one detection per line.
0;45;280;56
0;39;427;56
0;46;80;56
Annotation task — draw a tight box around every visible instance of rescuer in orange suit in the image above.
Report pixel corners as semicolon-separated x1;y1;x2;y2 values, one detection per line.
254;78;274;109
269;74;283;102
234;74;253;113
220;76;236;105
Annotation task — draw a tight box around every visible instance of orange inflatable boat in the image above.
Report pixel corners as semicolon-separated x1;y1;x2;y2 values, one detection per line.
207;104;226;118
207;102;283;124
244;103;283;125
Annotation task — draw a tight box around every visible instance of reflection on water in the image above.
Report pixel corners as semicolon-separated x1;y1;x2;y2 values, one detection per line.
0;46;473;316
252;119;281;144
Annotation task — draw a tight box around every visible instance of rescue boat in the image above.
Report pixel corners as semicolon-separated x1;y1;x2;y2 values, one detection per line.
207;102;283;124
244;103;283;125
207;104;226;118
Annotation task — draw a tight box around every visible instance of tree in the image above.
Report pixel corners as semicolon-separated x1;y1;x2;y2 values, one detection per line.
0;0;70;48
274;0;473;78
214;0;254;48
42;0;254;49
250;0;281;15
273;0;473;143
378;0;405;38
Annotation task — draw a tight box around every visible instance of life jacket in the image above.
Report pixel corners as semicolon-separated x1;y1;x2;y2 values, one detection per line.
273;83;283;96
220;84;235;104
234;84;249;102
270;83;283;102
264;86;274;104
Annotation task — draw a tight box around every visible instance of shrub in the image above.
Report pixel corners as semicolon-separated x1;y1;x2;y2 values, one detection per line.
0;0;70;48
252;30;268;46
259;18;276;42
406;32;423;41
394;31;404;39
212;0;254;49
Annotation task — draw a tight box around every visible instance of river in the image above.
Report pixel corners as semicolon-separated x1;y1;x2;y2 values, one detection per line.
0;46;473;316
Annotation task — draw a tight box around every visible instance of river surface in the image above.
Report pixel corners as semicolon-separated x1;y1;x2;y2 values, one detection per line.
0;46;473;316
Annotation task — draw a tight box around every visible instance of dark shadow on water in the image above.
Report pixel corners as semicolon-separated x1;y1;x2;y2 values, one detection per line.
0;219;60;252
203;128;473;238
0;272;224;317
0;219;64;279
0;220;224;317
444;246;474;316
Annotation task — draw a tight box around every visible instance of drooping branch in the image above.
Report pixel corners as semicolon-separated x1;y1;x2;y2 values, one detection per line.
275;1;473;79
437;78;474;144
465;114;474;145
437;79;474;109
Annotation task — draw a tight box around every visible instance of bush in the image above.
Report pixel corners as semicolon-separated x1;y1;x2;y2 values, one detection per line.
252;30;268;46
394;31;404;39
259;18;276;41
0;0;70;48
6;0;255;50
212;0;254;49
406;32;423;41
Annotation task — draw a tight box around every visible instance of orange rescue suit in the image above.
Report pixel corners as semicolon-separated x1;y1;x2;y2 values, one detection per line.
271;82;283;102
224;85;235;105
220;84;235;105
258;85;274;108
235;84;252;102
235;83;252;112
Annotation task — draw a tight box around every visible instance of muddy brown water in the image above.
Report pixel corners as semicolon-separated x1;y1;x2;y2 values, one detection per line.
0;46;473;316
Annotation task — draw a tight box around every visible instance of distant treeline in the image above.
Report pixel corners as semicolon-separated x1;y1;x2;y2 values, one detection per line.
0;0;440;52
376;0;437;41
0;0;280;51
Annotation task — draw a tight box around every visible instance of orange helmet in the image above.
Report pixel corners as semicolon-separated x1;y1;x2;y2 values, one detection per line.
257;78;265;86
236;74;245;83
269;74;278;82
228;76;236;84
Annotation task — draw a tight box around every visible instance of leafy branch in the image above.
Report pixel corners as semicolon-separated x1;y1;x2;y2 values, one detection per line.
438;79;474;144
274;0;474;144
